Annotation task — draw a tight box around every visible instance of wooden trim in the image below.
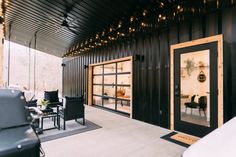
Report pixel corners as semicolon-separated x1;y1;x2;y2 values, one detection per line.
170;34;223;130
88;65;93;106
130;56;133;119
217;35;223;127
90;56;132;66
88;56;133;118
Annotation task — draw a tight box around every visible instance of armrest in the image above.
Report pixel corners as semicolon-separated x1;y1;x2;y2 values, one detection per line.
57;104;64;114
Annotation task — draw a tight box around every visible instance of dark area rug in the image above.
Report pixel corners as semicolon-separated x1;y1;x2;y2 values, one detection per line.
39;119;101;142
161;132;199;147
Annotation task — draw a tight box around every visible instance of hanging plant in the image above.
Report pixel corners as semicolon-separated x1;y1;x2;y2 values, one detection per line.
184;58;195;76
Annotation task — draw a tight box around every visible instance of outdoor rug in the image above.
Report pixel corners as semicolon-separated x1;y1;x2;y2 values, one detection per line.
39;119;101;142
161;132;199;147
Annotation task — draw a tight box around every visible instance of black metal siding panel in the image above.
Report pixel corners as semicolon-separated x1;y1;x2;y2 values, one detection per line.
222;6;236;122
192;17;203;40
159;29;169;128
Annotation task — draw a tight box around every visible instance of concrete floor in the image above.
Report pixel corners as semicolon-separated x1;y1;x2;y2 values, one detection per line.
42;106;186;157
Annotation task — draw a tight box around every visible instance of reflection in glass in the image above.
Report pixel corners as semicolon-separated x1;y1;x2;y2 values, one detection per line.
93;85;102;95
104;63;116;73
93;76;102;84
104;86;115;97
116;86;131;99
103;98;115;110
104;75;115;84
93;65;103;74
117;61;131;73
180;50;210;127
93;96;102;106
117;74;131;85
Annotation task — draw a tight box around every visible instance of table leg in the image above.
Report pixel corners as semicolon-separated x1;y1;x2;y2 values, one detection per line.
57;114;60;130
41;117;44;133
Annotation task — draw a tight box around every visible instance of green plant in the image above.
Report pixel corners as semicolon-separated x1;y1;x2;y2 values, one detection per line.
184;58;195;76
41;99;49;107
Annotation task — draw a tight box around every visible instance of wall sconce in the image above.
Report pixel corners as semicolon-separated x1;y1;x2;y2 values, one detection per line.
83;65;88;69
134;54;144;62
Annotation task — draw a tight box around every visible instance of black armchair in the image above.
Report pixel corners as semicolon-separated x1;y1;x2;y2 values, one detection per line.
44;90;62;108
58;96;85;130
198;96;207;116
184;95;199;114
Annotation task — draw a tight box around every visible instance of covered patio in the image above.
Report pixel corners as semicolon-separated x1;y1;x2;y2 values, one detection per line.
1;0;236;157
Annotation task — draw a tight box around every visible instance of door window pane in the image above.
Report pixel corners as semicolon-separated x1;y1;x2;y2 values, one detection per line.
104;63;116;74
103;98;115;110
117;61;131;73
93;96;102;106
94;65;103;74
104;86;115;97
180;50;210;127
116;86;131;99
93;76;102;84
104;75;115;84
117;74;131;85
93;85;102;95
117;99;130;114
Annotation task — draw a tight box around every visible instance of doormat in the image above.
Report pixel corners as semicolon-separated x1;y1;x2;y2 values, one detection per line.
161;132;199;147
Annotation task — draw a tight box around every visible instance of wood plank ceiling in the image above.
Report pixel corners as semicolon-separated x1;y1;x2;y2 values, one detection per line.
3;0;153;57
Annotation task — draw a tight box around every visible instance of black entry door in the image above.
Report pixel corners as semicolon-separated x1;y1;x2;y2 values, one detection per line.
174;42;218;137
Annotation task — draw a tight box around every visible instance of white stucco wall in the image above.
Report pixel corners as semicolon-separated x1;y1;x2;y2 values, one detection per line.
2;41;62;100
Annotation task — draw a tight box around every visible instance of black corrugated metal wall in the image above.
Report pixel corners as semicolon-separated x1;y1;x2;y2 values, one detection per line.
63;6;236;128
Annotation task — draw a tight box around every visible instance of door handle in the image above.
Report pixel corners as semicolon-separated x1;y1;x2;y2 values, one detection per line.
175;91;180;97
175;84;180;97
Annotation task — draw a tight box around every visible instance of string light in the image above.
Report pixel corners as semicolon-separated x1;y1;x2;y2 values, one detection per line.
118;21;122;28
160;2;164;7
177;5;181;10
130;16;134;22
65;1;214;57
143;10;147;16
109;27;113;32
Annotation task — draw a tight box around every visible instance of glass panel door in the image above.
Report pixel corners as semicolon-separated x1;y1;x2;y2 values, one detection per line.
92;59;132;115
174;42;218;137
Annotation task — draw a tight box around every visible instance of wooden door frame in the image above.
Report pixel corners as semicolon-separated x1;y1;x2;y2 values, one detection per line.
88;56;133;118
170;35;223;131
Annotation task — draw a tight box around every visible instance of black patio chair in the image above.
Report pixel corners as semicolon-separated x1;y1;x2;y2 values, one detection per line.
58;96;85;130
184;95;199;114
44;90;62;108
198;96;207;116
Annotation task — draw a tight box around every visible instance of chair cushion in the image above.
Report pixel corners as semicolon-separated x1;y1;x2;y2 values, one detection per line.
44;90;59;102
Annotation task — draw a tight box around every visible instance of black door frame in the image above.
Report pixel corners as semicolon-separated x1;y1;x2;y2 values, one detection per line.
174;42;217;137
170;35;223;137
